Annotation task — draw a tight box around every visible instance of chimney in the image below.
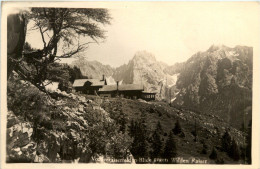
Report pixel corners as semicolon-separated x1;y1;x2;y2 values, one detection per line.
116;81;119;91
102;74;105;81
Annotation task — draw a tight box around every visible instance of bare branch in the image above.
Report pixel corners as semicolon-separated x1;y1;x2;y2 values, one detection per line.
39;26;47;48
57;41;95;58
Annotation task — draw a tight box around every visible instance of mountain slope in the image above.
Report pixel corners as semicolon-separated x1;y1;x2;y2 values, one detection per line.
173;45;253;129
101;97;246;164
70;57;114;79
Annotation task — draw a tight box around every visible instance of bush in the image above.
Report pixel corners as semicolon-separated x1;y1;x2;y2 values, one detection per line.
107;131;133;159
58;80;72;93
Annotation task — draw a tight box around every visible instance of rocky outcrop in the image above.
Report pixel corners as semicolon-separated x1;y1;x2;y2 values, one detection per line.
7;79;132;163
7;111;36;162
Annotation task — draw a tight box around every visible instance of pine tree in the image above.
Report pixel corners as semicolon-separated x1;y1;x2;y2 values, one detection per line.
221;130;232;153
230;139;240;161
209;147;217;160
163;131;177;163
172;120;182;135
150;128;162;160
130;120;149;159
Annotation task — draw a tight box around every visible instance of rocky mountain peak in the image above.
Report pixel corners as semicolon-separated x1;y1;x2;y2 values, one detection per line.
132;51;157;64
173;45;252;129
112;51;176;100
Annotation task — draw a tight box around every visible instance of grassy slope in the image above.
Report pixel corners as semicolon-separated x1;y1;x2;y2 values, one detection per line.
99;97;246;164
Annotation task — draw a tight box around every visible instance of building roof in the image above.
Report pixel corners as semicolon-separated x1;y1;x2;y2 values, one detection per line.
105;76;116;85
99;84;144;92
119;84;144;91
142;91;157;94
73;79;105;87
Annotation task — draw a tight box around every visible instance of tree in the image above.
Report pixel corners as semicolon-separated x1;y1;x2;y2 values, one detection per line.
230;139;240;161
69;66;87;82
107;131;133;159
209;147;217;160
172;120;183;136
163;131;177;163
150;128;162;160
8;8;111;92
7;13;27;79
130;120;149;159
221;130;232;153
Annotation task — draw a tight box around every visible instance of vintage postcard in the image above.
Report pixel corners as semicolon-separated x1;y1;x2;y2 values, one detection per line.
1;1;260;169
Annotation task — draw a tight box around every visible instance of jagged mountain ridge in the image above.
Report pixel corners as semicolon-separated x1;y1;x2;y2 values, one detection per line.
112;51;178;100
173;45;253;129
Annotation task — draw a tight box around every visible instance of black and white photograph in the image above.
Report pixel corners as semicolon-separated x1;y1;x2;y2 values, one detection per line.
1;1;260;168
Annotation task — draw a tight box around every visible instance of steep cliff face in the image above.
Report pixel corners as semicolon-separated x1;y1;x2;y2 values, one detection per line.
70;58;115;79
173;45;252;129
113;51;178;100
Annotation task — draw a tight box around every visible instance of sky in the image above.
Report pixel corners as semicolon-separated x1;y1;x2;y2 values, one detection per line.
25;2;260;67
